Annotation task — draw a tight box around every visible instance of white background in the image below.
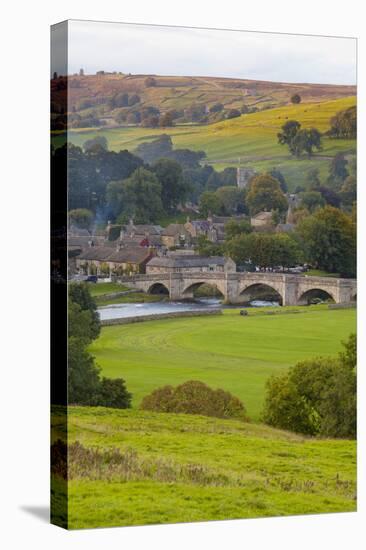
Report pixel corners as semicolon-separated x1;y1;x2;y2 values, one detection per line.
0;1;364;548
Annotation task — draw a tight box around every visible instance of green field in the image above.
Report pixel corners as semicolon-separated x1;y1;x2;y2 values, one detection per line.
89;307;356;420
57;406;356;529
63;96;356;189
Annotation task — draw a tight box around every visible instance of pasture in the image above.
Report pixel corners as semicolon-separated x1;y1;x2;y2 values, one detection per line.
61;406;356;528
64;96;356;189
89;307;356;420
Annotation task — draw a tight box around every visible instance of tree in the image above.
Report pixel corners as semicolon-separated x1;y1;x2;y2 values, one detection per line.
68;283;100;340
196;235;224;256
68;208;94;230
327;153;349;188
299;191;325;212
226;108;241;119
262;334;356;438
268;168;288;193
209;102;224;113
159;112;174;127
305;167;321;189
215;186;245;215
83;136;108;152
92;378;132;408
107;167;163;224
151;158;188;211
68;337;101;405
290;93;301;104
339;175;357;209
296;205;356;276
199;191;221;217
225;219;252;239
277;120;301;147
329;106;356;139
225;232;301;269
290;128;322;157
246;174;288;215
135;134;172;164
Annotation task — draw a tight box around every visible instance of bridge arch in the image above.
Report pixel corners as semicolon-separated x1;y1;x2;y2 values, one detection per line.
239;282;284;305
297;287;335;305
147;282;170;296
182;281;226;299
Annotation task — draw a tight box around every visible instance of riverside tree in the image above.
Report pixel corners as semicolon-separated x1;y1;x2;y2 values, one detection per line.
246;174;288;215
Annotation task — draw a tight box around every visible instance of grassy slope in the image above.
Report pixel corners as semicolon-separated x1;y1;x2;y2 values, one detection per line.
89;307;356;420
66;96;356;189
63;406;356;529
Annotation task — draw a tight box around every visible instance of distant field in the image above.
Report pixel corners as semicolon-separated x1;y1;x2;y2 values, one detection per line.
63;96;356;189
89;306;356;420
59;406;356;529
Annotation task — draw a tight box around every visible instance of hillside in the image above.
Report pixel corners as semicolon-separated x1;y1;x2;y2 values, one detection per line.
67;73;356;123
67;96;356;188
53;406;356;528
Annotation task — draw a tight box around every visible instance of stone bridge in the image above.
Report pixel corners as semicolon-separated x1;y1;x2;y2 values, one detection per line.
116;272;357;306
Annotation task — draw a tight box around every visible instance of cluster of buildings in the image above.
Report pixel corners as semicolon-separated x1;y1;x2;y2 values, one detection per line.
68;196;298;277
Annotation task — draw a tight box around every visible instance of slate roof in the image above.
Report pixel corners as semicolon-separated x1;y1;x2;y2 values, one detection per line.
77;246;152;265
161;224;189;236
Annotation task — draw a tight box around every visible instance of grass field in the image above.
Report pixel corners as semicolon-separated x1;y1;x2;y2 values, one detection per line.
89;306;356;420
55;406;356;528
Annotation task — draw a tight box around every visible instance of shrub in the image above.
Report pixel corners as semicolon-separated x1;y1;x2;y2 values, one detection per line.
140;380;249;421
92;377;132;409
262;334;356;438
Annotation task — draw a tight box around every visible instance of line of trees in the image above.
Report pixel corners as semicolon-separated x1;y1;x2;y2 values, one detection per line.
68;283;131;408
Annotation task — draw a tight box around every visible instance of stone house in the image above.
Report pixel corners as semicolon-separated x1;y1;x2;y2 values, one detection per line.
76;246;153;275
161;224;192;248
146;255;236;274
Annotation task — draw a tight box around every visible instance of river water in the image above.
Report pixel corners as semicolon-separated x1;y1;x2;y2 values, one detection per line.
98;298;280;321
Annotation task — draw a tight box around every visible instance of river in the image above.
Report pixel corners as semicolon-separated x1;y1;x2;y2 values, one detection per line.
98;298;280;321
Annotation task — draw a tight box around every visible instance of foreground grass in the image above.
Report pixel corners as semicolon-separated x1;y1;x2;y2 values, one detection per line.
89;306;356;420
62;407;356;529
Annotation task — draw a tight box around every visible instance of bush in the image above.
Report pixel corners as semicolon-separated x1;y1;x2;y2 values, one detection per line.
261;334;356;438
92;377;132;409
140;380;249;421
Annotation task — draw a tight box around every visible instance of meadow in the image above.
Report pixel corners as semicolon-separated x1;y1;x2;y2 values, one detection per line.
89;306;356;420
57;406;356;528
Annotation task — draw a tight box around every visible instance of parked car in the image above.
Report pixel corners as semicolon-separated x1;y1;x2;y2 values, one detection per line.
86;275;98;283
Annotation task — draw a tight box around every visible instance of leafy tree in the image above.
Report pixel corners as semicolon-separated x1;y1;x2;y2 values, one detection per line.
246;174;288;215
209;102;224;113
166;148;206;168
305;167;321;189
268;168;288;193
83;136;108;152
225;219;252;239
68;282;100;340
226;108;241;119
141;380;248;421
92;378;132;408
107;167;163;224
262;334;356;438
199;191;221;217
317;186;341;208
68;208;94;230
290;128;322;157
135;134;172;164
290;93;301;104
277;120;301;147
225;232;301;269
327;153;349;188
151;158;188;211
159;112;174;127
296;205;356;276
196;235;224;256
219;167;237;187
339;175;357;208
68;337;101;405
299;191;325;212
329;105;356;139
215;186;246;215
